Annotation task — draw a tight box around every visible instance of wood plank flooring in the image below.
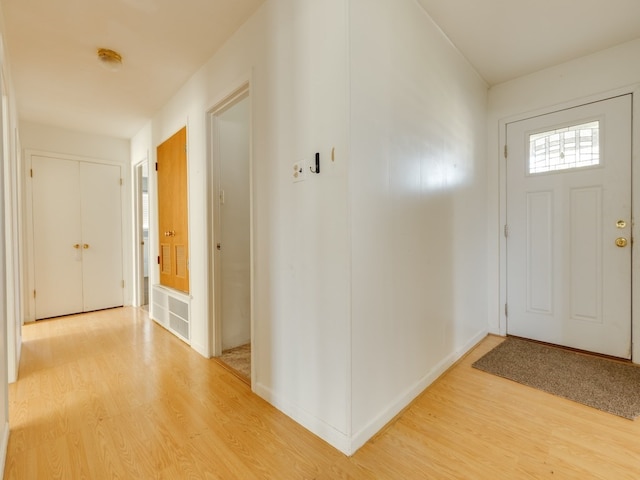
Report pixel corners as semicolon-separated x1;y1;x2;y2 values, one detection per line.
5;307;640;479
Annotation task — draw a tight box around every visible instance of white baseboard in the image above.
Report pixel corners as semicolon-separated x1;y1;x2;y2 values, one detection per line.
349;329;488;454
253;330;487;457
0;421;9;477
253;382;351;454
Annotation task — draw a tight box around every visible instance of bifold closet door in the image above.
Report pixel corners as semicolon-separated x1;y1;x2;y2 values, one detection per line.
80;162;123;312
32;156;84;319
32;156;124;319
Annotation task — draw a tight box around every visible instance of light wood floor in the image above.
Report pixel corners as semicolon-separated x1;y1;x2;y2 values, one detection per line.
5;307;640;479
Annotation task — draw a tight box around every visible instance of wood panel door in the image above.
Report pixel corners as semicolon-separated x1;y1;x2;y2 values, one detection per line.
157;127;189;293
32;156;124;319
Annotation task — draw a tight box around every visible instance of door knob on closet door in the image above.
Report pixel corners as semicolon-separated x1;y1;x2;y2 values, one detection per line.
73;244;81;249
83;244;90;249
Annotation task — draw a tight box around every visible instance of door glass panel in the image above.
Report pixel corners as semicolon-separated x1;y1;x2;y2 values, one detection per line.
528;120;600;174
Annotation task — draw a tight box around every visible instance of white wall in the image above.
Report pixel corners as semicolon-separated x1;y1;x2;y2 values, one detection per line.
19;122;129;162
2;85;21;386
486;39;640;362
348;0;489;450
133;0;492;455
0;1;21;468
132;0;352;451
19;121;133;309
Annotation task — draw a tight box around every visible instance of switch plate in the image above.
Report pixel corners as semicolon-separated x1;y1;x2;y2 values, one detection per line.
292;159;306;182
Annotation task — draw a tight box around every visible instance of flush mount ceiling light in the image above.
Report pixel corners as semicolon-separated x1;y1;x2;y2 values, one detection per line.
97;48;123;71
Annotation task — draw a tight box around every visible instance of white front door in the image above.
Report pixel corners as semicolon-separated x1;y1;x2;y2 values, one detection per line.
506;95;632;358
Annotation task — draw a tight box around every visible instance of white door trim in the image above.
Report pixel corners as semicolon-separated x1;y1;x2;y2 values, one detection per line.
498;85;640;363
206;79;253;380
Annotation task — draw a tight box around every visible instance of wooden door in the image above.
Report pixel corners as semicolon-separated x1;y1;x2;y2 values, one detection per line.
157;127;189;293
32;156;84;319
506;95;632;358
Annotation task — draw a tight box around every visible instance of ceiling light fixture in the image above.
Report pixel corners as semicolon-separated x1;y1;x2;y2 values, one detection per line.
97;48;123;71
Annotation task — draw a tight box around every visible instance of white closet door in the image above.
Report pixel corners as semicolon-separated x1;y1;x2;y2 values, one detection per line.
32;156;83;319
80;162;123;312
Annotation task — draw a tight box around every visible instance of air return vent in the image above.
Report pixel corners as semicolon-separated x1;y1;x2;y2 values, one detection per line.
151;285;190;343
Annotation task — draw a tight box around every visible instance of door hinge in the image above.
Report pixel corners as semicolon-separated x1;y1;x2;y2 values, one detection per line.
157;255;160;265
504;144;508;159
504;224;509;238
120;178;123;186
30;168;33;178
155;162;158;171
505;303;508;317
33;289;36;299
184;144;187;153
121;280;125;288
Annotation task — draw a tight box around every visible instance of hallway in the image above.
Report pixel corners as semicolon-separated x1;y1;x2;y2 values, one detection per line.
4;308;640;478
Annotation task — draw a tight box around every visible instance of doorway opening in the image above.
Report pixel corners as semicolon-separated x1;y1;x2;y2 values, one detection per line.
209;84;252;384
134;159;150;309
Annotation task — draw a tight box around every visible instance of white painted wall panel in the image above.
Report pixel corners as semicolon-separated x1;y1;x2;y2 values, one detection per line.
0;0;22;456
349;0;489;447
19;121;129;163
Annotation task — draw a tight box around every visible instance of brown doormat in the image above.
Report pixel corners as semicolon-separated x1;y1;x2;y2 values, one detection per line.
472;337;640;420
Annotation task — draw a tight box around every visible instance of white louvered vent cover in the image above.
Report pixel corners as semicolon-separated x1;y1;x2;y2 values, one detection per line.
168;295;189;341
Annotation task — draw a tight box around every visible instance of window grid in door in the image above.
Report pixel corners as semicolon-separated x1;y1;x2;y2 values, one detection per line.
528;120;600;174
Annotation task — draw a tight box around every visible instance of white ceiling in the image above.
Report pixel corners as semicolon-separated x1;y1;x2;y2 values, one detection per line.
1;0;265;139
2;0;639;139
417;0;640;85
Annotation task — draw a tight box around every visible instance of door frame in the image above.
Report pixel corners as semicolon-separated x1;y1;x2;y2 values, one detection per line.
206;81;253;367
498;85;640;363
133;156;149;307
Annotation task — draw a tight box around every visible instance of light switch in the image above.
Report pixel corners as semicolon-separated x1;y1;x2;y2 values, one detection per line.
292;159;306;182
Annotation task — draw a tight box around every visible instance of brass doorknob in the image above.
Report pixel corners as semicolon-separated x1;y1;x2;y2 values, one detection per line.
83;244;90;249
615;237;628;248
73;244;80;249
